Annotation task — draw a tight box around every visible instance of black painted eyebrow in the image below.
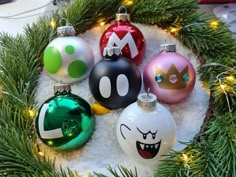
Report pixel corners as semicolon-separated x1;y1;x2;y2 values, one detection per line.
136;127;157;135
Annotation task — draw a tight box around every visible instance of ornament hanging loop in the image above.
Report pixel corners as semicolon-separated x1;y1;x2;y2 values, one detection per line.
116;6;130;21
118;6;128;14
57;18;75;36
58;17;72;26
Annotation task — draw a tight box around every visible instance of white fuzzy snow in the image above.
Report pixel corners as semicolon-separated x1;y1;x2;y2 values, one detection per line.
36;24;209;177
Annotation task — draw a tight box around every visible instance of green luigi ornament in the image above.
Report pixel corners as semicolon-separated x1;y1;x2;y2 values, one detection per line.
35;84;95;151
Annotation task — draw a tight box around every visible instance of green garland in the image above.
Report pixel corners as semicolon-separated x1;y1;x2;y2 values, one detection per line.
0;0;235;176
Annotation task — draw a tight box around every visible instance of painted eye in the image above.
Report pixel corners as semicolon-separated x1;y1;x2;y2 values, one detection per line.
155;74;163;83
116;74;129;96
143;134;147;139
152;134;156;139
183;73;190;82
99;76;111;98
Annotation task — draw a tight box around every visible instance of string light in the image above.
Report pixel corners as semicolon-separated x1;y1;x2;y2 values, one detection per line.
209;20;219;29
181;153;190;177
226;75;235;82
220;84;226;90
216;66;236;113
47;140;54;146
99;21;106;26
97;18;106;27
84;172;91;177
122;0;134;6
168;27;180;35
166;22;215;36
27;108;37;119
182;153;189;163
50;18;57;30
38;151;44;157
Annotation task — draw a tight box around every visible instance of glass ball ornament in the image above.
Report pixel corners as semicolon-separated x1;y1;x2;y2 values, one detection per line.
89;47;142;109
35;84;95;151
43;25;94;84
99;8;145;65
143;43;196;104
116;92;176;166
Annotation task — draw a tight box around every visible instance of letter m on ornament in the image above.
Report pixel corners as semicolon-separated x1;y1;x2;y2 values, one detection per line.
107;32;138;59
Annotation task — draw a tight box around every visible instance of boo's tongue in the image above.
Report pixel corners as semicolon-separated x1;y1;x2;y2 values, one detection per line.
138;149;153;159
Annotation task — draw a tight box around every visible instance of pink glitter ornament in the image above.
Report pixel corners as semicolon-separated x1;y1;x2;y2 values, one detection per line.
143;43;196;104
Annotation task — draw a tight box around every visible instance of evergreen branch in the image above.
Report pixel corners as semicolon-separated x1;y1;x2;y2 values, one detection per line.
94;166;138;177
129;0;198;28
178;17;236;64
0;33;40;107
0;118;60;177
24;13;59;61
62;0;122;33
204;113;236;177
199;64;236;114
155;142;207;177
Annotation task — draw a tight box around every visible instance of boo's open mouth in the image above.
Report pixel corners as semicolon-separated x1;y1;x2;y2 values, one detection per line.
136;140;161;159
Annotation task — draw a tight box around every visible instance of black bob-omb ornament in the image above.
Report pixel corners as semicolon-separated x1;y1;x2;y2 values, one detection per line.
89;47;142;109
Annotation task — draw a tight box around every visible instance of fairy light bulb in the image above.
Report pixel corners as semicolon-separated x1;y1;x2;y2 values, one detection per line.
169;27;179;35
226;75;234;82
210;20;219;29
28;108;36;119
100;21;105;26
220;84;226;90
38;151;44;157
122;0;134;6
50;19;57;30
182;153;188;163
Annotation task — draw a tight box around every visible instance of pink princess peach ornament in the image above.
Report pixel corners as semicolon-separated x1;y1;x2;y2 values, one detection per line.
143;43;196;104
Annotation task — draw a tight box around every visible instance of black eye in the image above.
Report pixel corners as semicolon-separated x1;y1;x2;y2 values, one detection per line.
152;134;156;139
143;134;147;139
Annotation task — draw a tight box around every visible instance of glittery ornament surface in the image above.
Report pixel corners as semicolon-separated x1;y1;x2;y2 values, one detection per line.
169;74;178;83
155;74;163;83
183;73;190;82
100;20;145;65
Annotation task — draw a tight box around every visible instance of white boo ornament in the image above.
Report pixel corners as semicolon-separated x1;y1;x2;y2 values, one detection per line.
116;92;176;166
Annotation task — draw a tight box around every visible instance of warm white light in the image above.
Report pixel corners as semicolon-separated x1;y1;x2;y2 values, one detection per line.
220;84;226;90
28;108;36;119
50;19;57;29
122;0;134;6
210;20;219;29
38;151;44;157
100;21;105;26
182;153;188;162
226;75;234;82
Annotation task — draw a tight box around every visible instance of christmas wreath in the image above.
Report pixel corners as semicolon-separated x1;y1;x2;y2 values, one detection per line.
0;0;235;176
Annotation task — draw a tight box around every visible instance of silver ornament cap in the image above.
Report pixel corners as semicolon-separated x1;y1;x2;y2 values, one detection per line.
103;46;122;57
57;26;76;36
54;84;71;95
137;92;157;111
116;6;130;21
116;13;130;21
159;43;176;52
